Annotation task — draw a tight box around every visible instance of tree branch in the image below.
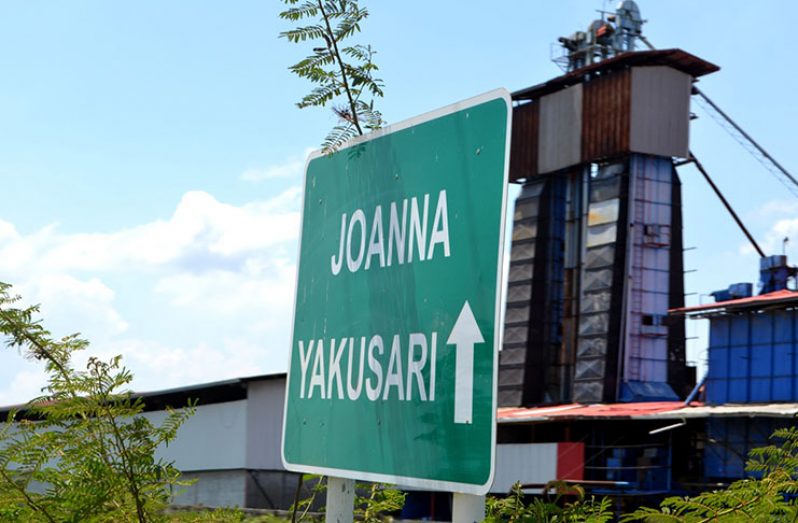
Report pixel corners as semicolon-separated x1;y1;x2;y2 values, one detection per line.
0;467;58;523
317;0;363;135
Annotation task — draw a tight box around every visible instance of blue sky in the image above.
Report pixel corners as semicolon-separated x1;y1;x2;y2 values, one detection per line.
0;1;796;404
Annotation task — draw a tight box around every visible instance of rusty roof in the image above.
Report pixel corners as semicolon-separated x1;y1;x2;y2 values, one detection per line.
671;289;798;317
499;401;690;422
498;401;798;423
512;49;719;102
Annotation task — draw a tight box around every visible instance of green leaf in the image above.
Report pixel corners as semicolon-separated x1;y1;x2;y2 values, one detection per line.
280;24;328;43
279;1;320;21
279;0;383;150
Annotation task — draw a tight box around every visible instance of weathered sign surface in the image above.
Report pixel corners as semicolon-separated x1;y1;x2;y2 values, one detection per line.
281;89;511;494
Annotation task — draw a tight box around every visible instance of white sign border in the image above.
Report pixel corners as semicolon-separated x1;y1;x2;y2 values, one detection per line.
280;88;512;495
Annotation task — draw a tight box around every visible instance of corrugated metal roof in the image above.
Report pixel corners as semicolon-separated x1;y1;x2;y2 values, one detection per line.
499;401;688;422
512;49;719;102
498;402;798;423
671;403;798;419
0;372;288;417
671;289;798;316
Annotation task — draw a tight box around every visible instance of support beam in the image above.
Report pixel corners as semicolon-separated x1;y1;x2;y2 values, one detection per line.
325;477;355;523
452;493;485;523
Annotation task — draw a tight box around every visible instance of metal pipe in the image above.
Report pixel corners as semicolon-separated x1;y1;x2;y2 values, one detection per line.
637;35;655;51
684;373;707;405
694;89;798;191
639;33;798;195
681;154;766;258
649;419;686;435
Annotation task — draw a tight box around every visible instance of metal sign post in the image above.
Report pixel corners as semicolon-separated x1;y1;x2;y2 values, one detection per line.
326;477;355;523
282;89;511;504
453;493;486;523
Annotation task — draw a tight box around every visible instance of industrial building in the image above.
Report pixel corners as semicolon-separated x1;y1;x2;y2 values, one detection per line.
130;0;798;512
490;0;798;509
2;0;797;515
0;374;300;510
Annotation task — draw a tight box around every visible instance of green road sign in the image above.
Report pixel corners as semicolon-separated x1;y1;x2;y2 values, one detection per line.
281;89;511;494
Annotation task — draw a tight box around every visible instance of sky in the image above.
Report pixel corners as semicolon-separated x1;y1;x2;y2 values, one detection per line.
0;1;797;405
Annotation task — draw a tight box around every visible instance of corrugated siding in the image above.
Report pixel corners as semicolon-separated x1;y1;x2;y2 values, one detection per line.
705;418;789;479
509;101;539;182
492;443;558;493
146;400;248;471
706;309;798;404
246;379;287;470
538;84;582;174
630;66;691;158
499;176;567;407
581;69;631;162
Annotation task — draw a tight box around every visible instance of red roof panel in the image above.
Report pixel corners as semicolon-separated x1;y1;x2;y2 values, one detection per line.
498;401;691;422
670;289;798;315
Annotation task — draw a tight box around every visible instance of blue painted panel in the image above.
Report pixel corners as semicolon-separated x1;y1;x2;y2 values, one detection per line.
730;316;750;346
707;311;798;405
704;418;795;479
752;314;773;344
773;377;792;401
727;418;746;442
728;453;746;477
773;343;793;377
620;381;678;401
710;317;730;347
751;345;772;377
749;423;770;446
774;311;794;343
705;419;726;478
794;340;798;381
728;379;749;402
729;347;750;378
706;378;726;404
750;378;771;402
708;347;728;379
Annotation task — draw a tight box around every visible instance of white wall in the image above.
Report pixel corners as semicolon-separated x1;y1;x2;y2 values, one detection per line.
146;399;248;471
172;470;247;508
245;377;286;470
491;443;559;494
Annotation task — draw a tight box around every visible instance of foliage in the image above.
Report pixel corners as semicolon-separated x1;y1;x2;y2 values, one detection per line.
279;0;384;152
486;481;613;522
622;426;798;522
0;282;195;522
165;508;287;522
289;474;403;523
289;474;326;523
354;482;405;523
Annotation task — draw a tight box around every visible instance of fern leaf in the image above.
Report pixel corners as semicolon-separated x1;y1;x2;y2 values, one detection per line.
280;24;327;43
279;1;319;21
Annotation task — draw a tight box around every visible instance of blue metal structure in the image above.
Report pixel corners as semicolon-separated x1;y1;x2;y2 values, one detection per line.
759;255;797;294
707;309;798;404
692;261;798;479
705;417;790;480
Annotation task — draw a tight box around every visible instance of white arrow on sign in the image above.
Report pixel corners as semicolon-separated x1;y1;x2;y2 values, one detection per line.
446;301;485;424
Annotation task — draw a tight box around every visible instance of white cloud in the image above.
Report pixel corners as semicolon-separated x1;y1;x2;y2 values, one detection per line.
22;274;129;337
98;338;273;393
155;257;295;318
0;369;49;406
0;185;303;404
737;199;798;259
760;216;798;255
240;148;315;182
748;199;798;221
22;188;301;274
